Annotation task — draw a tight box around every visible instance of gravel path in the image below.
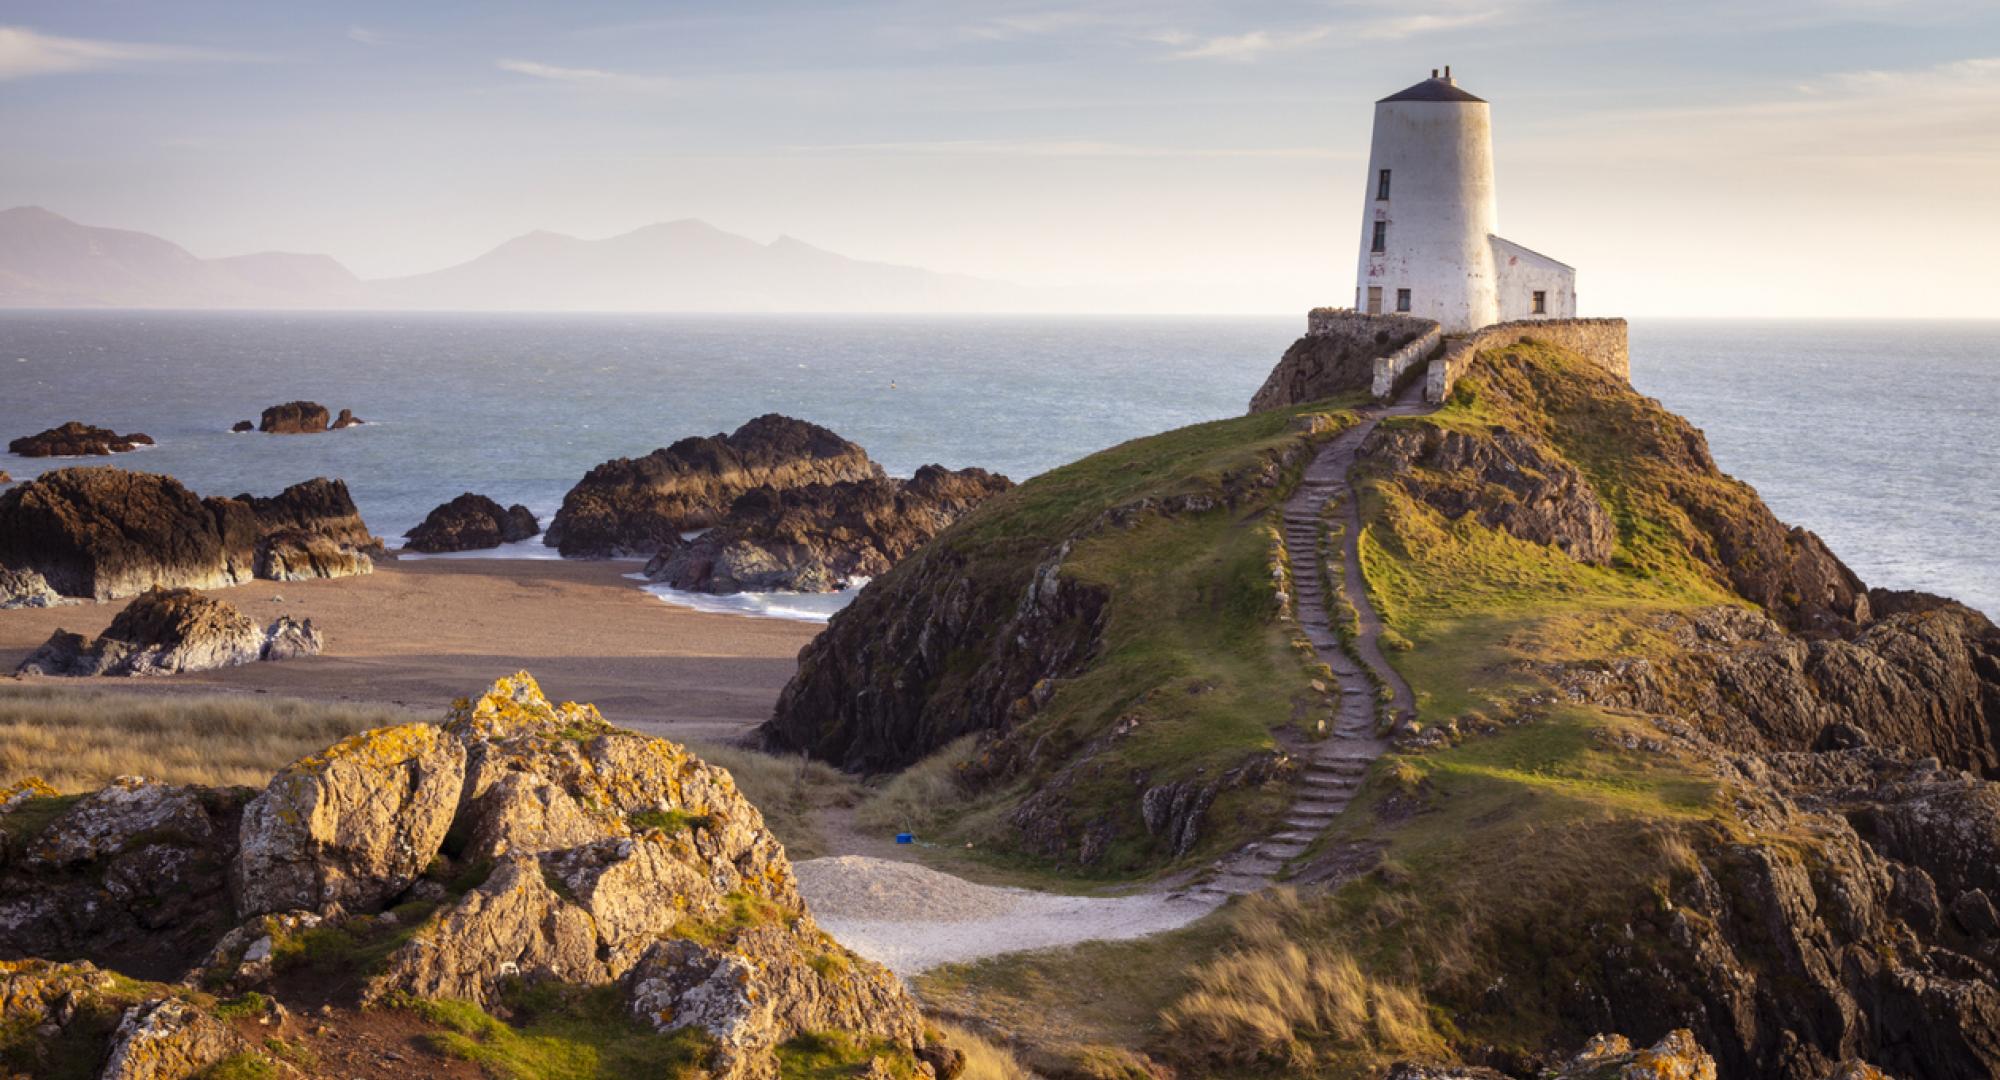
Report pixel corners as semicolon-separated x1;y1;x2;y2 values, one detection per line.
796;856;1215;975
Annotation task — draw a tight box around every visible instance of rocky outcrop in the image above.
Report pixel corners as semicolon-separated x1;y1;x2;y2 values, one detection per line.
403;492;540;553
1536;603;2000;776
1365;423;1616;565
100;996;247;1080
0;779;246;979
0;567;66;609
544;414;884;557
644;465;1012;593
1389;1030;1719;1080
230;420;253;433
258;400;331;433
331;407;364;429
15;587;321;676
1462;346;1869;633
8;421;154;457
1248;312;1433;412
235;723;465;916
0;467;377;600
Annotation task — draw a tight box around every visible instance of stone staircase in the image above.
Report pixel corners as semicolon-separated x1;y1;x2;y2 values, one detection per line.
1173;378;1431;904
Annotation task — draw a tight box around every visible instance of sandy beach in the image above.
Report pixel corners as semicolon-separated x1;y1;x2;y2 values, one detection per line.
0;558;820;744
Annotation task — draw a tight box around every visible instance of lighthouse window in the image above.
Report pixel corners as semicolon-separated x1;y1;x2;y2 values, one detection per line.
1366;287;1383;315
1532;290;1548;314
1377;169;1391;200
1371;221;1387;253
1396;288;1411;312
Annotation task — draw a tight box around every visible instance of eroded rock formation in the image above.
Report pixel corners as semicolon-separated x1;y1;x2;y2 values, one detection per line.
15;587;322;676
0;467;377;600
0;673;933;1078
7;421;154;457
0;567;66;610
545;414;883;557
402;492;540;553
645;465;1012;593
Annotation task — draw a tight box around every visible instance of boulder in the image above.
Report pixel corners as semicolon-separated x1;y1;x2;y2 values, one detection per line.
330;407;365;429
234;723;466;916
230;421;253;433
7;420;154;457
544;413;884;557
15;587;321;676
99;996;246;1080
0;566;66;609
645;465;1012;594
403;492;541;553
258;400;329;433
0;468;377;600
27;776;213;868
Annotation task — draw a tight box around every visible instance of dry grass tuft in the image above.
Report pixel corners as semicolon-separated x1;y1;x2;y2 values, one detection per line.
855;735;980;836
0;685;416;791
930;1021;1032;1080
1159;889;1444;1071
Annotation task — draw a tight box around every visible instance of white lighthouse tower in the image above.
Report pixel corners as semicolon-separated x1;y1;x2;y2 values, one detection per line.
1354;68;1574;333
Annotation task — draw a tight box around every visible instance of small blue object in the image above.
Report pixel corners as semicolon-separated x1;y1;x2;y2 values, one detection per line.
895;833;914;845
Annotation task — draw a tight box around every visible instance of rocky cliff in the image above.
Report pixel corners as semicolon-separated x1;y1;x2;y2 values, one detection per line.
644;465;1012;594
545;414;884;558
0;674;948;1079
774;337;2000;1077
0;468;378;600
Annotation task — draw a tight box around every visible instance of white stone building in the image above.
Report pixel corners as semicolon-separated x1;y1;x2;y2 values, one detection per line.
1353;68;1575;333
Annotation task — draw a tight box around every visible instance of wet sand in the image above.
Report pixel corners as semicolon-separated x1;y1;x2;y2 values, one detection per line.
0;558;820;744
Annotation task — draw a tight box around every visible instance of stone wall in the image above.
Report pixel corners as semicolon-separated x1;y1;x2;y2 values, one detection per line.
1425;318;1629;403
1371;324;1443;400
1252;310;1437;413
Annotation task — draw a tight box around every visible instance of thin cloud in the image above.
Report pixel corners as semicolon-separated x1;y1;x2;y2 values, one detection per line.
791;137;1344;160
346;26;393;47
1163;7;1496;61
1169;27;1331;62
0;25;256;80
495;58;672;91
962;11;1105;41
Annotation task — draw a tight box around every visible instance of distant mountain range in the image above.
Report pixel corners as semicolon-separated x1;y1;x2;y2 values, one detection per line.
0;207;1039;313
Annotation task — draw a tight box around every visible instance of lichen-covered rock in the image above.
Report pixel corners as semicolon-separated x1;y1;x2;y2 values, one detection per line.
27;777;211;868
15;587;320;677
1554;1030;1716;1080
361;854;604;1005
0;566;66;609
545;414;884;557
186;910;323;989
0;468;377;600
234;723;466;916
7;420;154;457
258;400;330;433
403;492;540;553
645;465;1012;594
100;997;246;1080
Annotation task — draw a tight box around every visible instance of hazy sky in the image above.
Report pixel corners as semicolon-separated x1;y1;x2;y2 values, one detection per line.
5;1;1998;315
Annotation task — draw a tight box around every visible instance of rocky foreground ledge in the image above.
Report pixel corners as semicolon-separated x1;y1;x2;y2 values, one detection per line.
0;673;950;1079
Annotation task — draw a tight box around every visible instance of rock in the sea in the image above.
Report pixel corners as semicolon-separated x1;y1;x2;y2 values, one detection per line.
7;420;155;457
230;420;254;433
0;467;377;600
0;566;67;609
403;492;541;553
14;586;322;676
258;400;330;433
331;407;365;429
0;469;10;483
545;413;884;557
646;464;1012;593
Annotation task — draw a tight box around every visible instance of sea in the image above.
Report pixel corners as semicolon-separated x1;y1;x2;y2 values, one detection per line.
0;312;1994;621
